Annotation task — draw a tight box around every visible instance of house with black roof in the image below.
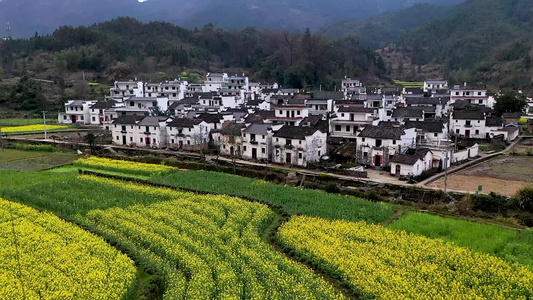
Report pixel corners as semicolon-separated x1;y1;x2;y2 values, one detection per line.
272;126;327;167
112;116;168;148
356;122;416;167
219;123;247;157
166;118;211;150
390;148;434;177
450;109;486;138
241;124;273;161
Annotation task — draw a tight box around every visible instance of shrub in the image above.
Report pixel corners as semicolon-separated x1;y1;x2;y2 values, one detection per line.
516;187;533;213
12;143;56;152
471;192;508;213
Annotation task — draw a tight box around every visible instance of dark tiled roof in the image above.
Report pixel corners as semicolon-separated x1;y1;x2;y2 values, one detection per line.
261;88;279;94
138;116;168;126
287;99;306;105
244;111;275;124
485;117;503;127
335;100;366;106
243;124;272;135
358;122;405;140
196;113;223;123
112;115;144;125
313;91;344;100
406;97;439;106
273;126;320;140
404;88;424;94
90;101;117;109
167;118;202;128
246;100;261;106
404;120;444;133
391;153;420;165
338;106;376;113
392;107;424;118
220;123;246;136
179;96;200;105
453;110;485;120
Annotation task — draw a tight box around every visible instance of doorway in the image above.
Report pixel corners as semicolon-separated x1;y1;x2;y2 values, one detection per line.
395;165;401;177
145;137;151;146
465;130;470;138
122;135;127;145
375;155;382;167
286;153;292;165
252;148;257;160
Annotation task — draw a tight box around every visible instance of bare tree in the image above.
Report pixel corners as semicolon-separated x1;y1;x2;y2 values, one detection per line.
283;32;299;66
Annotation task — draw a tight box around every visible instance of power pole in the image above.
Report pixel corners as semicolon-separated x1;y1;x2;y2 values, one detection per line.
42;111;47;140
0;125;5;169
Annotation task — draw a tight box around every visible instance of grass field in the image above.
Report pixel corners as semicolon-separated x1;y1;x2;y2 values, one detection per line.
0;149;77;171
1;124;71;134
0;149;50;162
389;212;533;267
0;119;56;126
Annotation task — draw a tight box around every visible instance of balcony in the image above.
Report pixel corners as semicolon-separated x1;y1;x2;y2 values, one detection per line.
284;144;294;150
143;132;152;135
464;124;472;128
120;130;127;134
250;141;259;145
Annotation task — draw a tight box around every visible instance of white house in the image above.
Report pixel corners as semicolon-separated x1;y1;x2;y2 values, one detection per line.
391;107;425;124
404;120;449;146
424;80;448;94
450;86;488;106
115;97;169;117
241;124;273;161
89;101;121;126
272;126;327;167
450;109;486;138
330;106;379;139
111;115;145;147
356;122;417;167
58;100;97;125
110;80;144;100
166;118;210;150
135;116;169;148
159;80;187;100
306;99;334;115
341;78;365;97
390;149;434;177
266;103;310;126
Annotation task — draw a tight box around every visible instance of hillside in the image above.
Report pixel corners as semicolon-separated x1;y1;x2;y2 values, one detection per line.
384;0;533;91
321;4;454;49
0;18;388;113
0;0;465;38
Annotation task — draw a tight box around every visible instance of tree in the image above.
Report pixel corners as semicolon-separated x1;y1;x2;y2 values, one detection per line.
494;92;528;116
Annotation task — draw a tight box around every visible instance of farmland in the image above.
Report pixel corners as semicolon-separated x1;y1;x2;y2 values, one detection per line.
0;119;56;126
278;216;533;299
0;197;136;299
0;124;71;134
0;149;77;171
1;156;533;299
428;155;533;196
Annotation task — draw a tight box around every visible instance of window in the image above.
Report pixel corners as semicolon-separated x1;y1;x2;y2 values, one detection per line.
299;141;302;145
456;129;460;134
223;145;226;149
251;134;256;142
262;148;266;154
466;121;471;126
475;130;479;135
335;125;341;131
154;127;157;131
434;133;438;137
478;92;482;96
479;100;483;104
363;152;368;157
140;138;143;142
393;140;396;145
153;139;156;143
130;137;133;142
63;115;67;120
341;113;345;117
362;138;366;142
152;102;157;107
187;140;191;145
244;146;247;151
296;111;301;116
276;138;279;142
318;151;321;156
299;153;303;159
116;136;119;140
376;139;382;147
286;139;292;146
92;117;96;122
80;116;84;121
121;126;126;131
346;125;351;132
130;101;135;107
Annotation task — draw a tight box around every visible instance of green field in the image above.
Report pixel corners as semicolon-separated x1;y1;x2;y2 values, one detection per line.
394;80;424;88
390;212;533;267
0;118;56;126
0;171;344;299
0;149;76;171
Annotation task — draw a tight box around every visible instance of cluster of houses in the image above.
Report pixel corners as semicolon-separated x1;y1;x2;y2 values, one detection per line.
58;75;527;178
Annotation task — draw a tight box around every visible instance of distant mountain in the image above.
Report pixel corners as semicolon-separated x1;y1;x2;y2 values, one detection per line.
387;0;533;91
0;0;466;38
321;4;454;49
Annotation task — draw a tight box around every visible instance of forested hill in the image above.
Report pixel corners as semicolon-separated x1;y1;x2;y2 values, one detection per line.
321;4;454;49
0;18;388;112
0;0;466;38
385;0;533;91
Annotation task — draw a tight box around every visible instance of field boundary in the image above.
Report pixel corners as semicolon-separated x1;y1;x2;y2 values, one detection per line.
78;169;361;298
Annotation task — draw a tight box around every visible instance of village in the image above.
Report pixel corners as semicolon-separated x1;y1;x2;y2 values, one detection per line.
56;74;530;181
